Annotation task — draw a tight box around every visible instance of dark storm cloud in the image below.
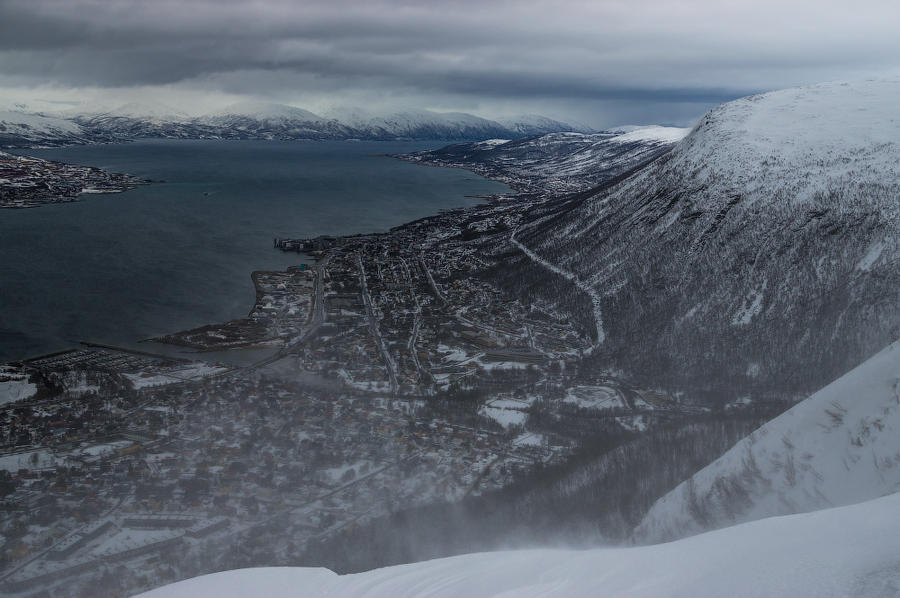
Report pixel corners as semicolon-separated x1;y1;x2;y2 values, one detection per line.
1;0;900;125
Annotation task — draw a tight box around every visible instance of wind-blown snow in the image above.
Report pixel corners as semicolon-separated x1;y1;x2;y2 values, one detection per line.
138;491;900;598
635;339;900;544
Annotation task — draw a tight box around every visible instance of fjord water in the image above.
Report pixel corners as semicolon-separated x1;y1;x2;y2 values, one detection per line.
0;139;509;363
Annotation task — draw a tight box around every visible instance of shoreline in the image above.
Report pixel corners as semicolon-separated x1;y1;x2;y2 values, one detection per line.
0;150;151;209
1;140;514;365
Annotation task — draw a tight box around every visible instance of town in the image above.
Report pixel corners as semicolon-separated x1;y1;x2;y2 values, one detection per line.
0;152;147;209
0;181;726;596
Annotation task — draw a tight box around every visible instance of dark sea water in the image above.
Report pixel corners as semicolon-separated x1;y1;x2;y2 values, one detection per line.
0;139;509;363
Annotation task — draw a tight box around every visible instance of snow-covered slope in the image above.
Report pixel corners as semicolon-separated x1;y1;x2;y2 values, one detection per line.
138;491;900;598
512;79;900;398
635;339;900;543
7;101;589;145
400;126;688;194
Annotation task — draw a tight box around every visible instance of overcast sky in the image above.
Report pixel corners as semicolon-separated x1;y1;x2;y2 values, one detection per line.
1;0;900;127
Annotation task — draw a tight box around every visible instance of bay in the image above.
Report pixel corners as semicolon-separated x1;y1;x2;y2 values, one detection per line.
0;139;509;363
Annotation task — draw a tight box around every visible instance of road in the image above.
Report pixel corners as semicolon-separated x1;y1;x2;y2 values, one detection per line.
357;253;400;394
399;255;430;392
418;252;447;305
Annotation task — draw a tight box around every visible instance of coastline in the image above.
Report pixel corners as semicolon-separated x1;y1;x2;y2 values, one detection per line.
1;139;513;365
0;150;150;209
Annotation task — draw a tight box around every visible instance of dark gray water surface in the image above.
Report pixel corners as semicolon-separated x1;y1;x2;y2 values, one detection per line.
0;139;509;362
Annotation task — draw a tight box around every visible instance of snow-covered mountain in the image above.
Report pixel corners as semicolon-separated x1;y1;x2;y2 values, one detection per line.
191;102;358;140
496;114;594;136
400;126;689;194
635;339;900;544
137;491;900;598
509;80;900;400
0;110;94;147
1;102;587;146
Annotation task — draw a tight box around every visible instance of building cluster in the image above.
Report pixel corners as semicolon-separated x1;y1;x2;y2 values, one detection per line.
0;152;146;208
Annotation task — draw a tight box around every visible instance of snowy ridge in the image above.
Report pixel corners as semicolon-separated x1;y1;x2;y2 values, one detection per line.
495;114;594;136
607;124;691;144
635;339;900;543
138;492;900;598
1;99;601;146
346;109;512;140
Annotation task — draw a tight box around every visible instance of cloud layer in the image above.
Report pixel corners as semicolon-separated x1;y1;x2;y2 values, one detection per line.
2;0;899;126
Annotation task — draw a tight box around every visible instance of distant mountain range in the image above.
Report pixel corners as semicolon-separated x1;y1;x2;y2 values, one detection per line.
0;101;594;147
135;81;900;598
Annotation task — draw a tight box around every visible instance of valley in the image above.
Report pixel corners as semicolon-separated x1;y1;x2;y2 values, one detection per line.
2;80;900;597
